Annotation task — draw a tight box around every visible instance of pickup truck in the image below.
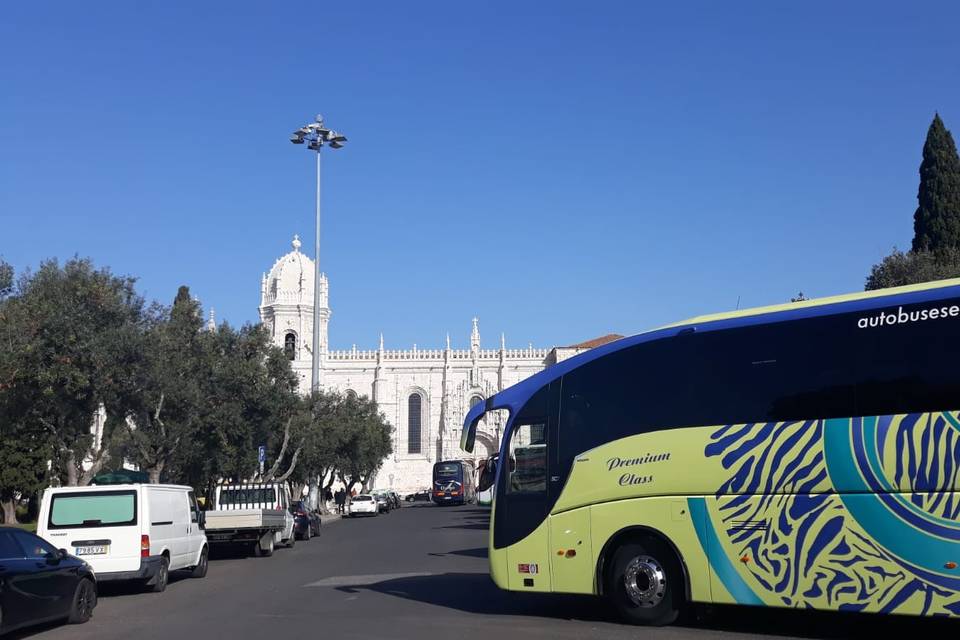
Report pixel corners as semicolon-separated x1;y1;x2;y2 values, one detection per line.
203;482;296;556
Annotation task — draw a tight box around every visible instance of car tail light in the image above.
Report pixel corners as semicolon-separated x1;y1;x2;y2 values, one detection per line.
141;535;150;558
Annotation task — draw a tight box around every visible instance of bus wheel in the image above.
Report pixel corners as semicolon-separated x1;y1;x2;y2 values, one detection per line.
607;539;682;626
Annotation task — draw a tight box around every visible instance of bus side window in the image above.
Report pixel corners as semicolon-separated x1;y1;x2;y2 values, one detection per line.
507;422;548;494
852;298;960;416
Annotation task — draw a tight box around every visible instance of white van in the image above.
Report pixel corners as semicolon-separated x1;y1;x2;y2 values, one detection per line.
37;484;208;592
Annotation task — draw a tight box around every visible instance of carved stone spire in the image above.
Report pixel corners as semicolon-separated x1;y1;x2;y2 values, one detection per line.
471;317;480;352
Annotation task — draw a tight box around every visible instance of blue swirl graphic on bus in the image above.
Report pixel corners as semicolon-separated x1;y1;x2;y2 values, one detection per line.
696;412;960;615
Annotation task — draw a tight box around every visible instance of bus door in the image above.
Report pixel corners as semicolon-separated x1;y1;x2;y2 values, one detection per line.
495;382;559;592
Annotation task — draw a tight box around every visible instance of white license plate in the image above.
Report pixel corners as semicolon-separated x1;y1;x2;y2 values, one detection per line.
76;545;108;555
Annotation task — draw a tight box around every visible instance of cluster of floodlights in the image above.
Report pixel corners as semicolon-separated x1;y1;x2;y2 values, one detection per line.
290;115;347;150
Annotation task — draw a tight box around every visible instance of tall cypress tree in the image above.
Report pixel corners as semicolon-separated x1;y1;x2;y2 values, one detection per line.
912;114;960;252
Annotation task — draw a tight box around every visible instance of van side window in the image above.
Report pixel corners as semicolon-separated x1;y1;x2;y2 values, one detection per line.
188;491;198;523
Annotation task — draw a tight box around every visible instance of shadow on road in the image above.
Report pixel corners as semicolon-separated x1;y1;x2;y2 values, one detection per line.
95;570;192;598
433;522;490;531
428;547;487;558
334;571;960;638
335;571;610;621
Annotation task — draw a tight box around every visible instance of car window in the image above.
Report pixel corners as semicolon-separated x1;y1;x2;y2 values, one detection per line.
13;531;58;558
0;531;25;560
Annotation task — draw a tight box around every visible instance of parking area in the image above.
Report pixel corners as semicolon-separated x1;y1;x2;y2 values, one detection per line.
11;503;957;639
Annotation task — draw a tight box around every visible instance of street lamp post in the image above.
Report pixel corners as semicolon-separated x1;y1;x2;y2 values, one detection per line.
290;115;347;394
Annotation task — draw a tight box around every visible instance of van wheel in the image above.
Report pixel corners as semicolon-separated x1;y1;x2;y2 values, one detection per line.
149;556;170;593
190;546;209;578
68;578;96;623
255;536;274;557
303;527;311;541
606;538;683;626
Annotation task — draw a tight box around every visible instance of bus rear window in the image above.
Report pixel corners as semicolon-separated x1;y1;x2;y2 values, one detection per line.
435;464;460;477
49;491;136;529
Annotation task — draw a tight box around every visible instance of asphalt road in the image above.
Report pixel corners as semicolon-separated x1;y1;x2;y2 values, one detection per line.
19;504;960;639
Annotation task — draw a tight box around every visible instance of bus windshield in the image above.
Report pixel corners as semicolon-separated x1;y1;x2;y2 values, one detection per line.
435;463;460;477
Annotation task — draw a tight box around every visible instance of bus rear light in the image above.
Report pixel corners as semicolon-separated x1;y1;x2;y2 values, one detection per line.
450;490;460;496
565;549;576;558
140;535;150;558
947;561;958;570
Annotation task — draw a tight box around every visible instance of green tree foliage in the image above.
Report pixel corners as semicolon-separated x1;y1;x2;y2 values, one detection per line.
913;114;960;252
0;256;395;516
335;394;393;495
0;425;51;524
866;247;960;291
177;323;300;491
0;258;12;299
868;116;960;290
2;258;146;485
121;286;206;483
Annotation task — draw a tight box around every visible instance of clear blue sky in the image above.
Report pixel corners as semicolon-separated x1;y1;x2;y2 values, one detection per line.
3;2;960;349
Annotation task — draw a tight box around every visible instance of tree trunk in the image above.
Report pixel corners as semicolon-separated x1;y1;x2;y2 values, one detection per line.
65;450;79;486
78;445;110;486
148;464;163;484
263;418;293;481
308;475;320;512
0;497;18;525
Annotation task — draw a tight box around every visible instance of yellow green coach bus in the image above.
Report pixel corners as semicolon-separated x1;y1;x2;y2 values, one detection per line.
461;278;960;625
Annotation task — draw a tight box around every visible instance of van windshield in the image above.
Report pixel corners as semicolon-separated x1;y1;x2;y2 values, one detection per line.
49;491;137;529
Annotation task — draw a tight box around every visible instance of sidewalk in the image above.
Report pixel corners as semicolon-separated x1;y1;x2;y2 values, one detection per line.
319;512;342;525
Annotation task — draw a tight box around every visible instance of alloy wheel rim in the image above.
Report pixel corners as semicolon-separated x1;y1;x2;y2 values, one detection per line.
623;555;667;608
79;583;94;617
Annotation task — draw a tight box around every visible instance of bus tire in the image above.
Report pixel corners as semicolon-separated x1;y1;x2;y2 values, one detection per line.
606;538;683;626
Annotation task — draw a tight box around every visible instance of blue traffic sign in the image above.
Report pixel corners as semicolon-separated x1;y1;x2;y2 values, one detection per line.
258;445;266;463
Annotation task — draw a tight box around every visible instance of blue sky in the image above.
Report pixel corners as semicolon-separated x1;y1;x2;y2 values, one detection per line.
3;1;960;349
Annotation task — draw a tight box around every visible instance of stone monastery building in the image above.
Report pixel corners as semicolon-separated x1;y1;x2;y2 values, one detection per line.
258;236;616;493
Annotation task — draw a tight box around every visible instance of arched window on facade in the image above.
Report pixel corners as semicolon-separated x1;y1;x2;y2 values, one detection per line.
470;395;483;410
407;393;422;454
284;333;297;361
345;389;358;401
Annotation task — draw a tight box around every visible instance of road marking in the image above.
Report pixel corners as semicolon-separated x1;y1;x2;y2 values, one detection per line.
305;572;434;587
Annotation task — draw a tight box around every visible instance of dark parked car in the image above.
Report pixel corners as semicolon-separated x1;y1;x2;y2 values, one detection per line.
291;502;322;540
373;492;391;513
405;489;431;502
0;527;97;635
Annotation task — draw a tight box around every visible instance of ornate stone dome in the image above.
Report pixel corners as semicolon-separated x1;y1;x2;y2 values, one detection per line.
261;234;327;307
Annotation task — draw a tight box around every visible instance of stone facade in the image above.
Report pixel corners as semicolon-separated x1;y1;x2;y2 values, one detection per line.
259;236;551;493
